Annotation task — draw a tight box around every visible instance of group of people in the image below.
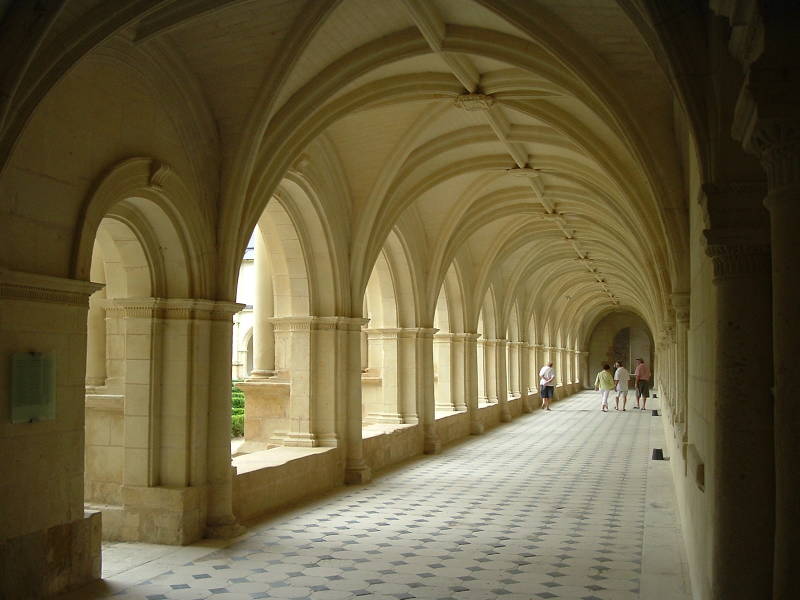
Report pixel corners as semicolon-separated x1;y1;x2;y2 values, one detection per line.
536;358;652;413
594;358;651;412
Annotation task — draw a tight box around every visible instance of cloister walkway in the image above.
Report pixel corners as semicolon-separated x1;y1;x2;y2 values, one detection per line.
63;392;692;600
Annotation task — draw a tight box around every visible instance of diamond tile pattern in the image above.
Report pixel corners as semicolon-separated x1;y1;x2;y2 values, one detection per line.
68;392;667;599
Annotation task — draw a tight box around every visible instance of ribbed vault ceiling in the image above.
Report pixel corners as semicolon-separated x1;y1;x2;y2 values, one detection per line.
2;0;689;342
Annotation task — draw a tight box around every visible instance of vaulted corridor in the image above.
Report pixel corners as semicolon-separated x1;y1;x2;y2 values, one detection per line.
62;391;690;600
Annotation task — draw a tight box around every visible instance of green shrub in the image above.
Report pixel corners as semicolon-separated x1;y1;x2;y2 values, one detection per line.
231;413;245;438
231;382;245;410
231;381;245;437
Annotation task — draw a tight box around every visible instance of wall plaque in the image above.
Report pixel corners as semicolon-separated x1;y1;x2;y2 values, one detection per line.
10;352;56;423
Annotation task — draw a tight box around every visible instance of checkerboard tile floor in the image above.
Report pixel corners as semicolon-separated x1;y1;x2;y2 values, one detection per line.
68;391;690;600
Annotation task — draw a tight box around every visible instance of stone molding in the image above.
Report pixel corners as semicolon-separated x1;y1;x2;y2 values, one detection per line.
270;315;369;332
110;298;243;321
0;268;103;306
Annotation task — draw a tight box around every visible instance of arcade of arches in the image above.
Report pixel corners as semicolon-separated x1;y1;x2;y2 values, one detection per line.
0;1;798;599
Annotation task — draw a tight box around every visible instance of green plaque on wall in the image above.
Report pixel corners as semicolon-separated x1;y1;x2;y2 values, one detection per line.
10;352;56;423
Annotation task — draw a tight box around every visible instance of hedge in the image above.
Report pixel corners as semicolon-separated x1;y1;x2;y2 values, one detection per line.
231;381;245;437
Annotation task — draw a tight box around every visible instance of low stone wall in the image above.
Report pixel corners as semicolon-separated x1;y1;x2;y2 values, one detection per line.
435;411;471;447
363;424;423;472
0;510;100;599
88;485;207;545
233;448;342;522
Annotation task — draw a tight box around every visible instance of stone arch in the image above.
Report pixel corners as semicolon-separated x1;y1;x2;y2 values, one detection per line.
360;229;421;425
72;157;212;298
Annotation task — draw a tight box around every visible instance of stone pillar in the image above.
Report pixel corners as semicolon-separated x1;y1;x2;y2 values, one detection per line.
703;182;774;600
85;292;107;387
494;339;511;421
672;293;690;432
418;328;440;454
342;318;371;483
578;350;589;390
482;339;497;403
519;343;532;412
507;341;521;398
462;333;484;434
250;228;275;378
206;302;246;538
434;332;456;411
116;299;162;488
748;121;800;599
449;333;468;411
476;337;487;403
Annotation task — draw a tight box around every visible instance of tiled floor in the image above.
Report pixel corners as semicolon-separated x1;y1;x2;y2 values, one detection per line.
63;391;692;600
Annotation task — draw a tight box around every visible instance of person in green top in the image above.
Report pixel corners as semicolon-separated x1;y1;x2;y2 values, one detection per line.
594;363;615;412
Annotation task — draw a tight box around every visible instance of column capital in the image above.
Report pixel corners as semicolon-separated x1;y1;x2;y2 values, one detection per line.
507;341;524;347
750;119;800;198
434;332;455;341
671;292;690;324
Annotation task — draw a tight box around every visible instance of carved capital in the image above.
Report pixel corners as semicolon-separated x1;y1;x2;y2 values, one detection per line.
671;292;690;325
454;92;495;111
704;242;771;282
749;120;800;196
701;181;768;231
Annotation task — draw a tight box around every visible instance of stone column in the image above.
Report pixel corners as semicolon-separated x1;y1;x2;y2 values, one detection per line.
482;339;497;403
449;333;468;411
342;317;371;483
519;343;532;412
703;182;774;600
507;341;521;398
494;339;511;421
206;302;245;538
671;293;690;433
365;327;400;423
249;228;275;378
417;328;440;454
578;350;589;390
462;333;484;434
85;292;107;387
476;337;487;403
116;299;162;488
745;120;800;599
434;332;456;411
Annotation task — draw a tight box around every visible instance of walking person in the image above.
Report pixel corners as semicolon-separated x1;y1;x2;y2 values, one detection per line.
539;361;555;411
594;363;615;412
613;360;631;411
634;357;651;410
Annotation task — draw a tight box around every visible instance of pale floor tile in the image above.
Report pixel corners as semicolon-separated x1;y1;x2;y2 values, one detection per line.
59;391;691;600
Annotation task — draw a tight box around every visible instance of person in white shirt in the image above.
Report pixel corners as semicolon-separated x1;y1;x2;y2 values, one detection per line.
613;360;631;411
538;362;556;411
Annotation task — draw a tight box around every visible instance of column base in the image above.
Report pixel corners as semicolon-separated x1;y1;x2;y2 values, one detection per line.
282;432;318;447
246;370;276;380
470;419;485;435
344;460;372;484
423;427;441;454
366;412;403;424
205;516;246;539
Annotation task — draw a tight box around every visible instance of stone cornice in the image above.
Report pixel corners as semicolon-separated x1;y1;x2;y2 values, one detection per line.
0;268;104;307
